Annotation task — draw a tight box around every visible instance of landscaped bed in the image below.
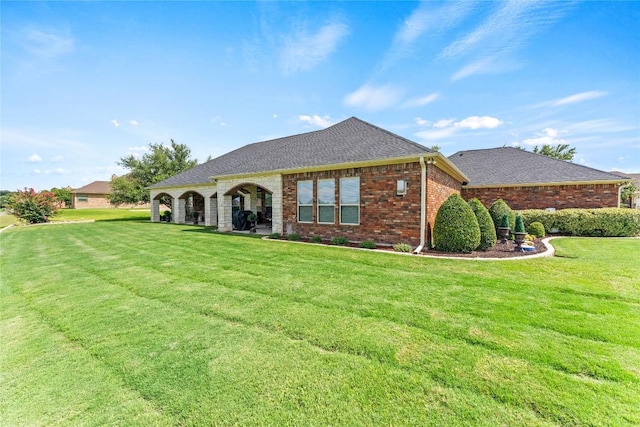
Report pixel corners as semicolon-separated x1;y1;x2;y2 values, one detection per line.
1;220;639;426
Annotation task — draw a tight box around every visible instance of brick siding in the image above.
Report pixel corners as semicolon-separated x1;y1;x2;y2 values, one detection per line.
282;162;461;247
461;183;619;210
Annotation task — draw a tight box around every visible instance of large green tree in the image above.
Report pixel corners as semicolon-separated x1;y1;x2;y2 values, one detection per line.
532;144;576;161
109;140;198;207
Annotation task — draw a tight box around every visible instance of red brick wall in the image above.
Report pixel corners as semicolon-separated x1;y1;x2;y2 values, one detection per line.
461;184;619;210
426;164;462;245
282;162;461;247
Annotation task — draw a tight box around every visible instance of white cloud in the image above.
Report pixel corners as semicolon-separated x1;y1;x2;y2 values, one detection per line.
272;114;278;119
520;127;566;147
33;169;41;175
45;168;69;175
343;84;403;111
440;2;571;80
433;119;455;129
414;117;430;126
454;116;502;129
127;146;148;158
21;27;75;58
129;120;139;126
415;128;457;141
551;91;608;107
298;115;332;128
403;93;439;108
211;116;227;126
111;119;120;128
281;21;349;74
27;153;42;163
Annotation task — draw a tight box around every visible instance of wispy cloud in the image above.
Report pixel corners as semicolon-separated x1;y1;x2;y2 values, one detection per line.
403;93;439;108
414;115;503;141
21;27;75;58
51;155;64;163
1;128;88;151
519;127;566;147
343;84;403;111
298;115;332;128
27;154;42;163
111;119;120;128
532;91;609;108
280;21;350;74
441;1;572;80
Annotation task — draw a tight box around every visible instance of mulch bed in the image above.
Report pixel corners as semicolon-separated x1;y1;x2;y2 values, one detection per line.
274;237;550;259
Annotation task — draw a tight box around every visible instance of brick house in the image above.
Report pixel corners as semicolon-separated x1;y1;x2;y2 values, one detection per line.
149;117;468;249
71;181;113;209
448;147;630;210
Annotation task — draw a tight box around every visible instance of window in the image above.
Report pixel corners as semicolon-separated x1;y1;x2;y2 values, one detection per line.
317;179;335;224
297;180;313;222
340;177;359;224
77;194;88;202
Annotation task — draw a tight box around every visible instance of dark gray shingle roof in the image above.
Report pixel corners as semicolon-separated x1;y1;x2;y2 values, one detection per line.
150;117;434;188
448;147;628;187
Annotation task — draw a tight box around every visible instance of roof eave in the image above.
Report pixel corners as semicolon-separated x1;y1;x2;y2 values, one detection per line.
463;178;630;189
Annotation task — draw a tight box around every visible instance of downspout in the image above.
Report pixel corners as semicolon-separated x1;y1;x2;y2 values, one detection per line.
414;156;427;254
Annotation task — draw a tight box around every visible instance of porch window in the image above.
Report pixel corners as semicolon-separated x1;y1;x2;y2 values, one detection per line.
317;179;335;224
340;177;360;225
297;180;313;222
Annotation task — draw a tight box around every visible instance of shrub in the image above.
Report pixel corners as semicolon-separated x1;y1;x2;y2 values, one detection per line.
268;232;282;239
489;199;515;235
309;236;323;244
393;242;413;252
468;198;497;251
527;221;546;238
514;214;525;233
359;240;376;249
287;233;301;241
499;214;510;228
330;236;349;246
519;208;640;237
433;194;481;253
6;188;59;224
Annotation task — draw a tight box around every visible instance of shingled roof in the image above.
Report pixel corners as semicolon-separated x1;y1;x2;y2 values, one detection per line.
73;181;111;194
150;117;437;189
448;147;629;187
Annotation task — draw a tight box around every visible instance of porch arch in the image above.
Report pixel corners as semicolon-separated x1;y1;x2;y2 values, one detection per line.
178;190;205;224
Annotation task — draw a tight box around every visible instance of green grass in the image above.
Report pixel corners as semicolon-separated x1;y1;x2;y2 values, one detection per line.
0;213;17;228
1;221;639;426
52;208;150;222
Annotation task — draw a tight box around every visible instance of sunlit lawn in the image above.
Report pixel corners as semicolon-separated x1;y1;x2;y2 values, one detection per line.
52;208;150;222
1;220;639;426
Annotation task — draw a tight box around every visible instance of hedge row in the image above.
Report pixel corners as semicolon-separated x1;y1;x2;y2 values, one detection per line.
518;208;640;237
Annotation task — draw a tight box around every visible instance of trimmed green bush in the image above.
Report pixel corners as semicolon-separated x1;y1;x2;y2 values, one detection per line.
499;214;510;228
433;194;481;253
468;198;497;251
514;214;525;233
359;240;376;249
519;208;640;237
527;221;546;238
309;236;323;244
287;233;301;241
393;242;413;253
268;232;282;239
330;236;349;246
489;199;515;236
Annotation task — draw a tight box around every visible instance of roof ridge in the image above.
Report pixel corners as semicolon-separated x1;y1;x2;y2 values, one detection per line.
346;117;433;153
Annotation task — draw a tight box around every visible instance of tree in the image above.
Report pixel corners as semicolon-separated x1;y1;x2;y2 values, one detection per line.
0;190;14;209
621;181;638;208
533;144;576;161
109;140;198;207
51;186;72;208
6;188;60;223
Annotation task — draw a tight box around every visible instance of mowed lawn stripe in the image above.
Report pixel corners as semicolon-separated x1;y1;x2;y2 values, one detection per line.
2;222;639;425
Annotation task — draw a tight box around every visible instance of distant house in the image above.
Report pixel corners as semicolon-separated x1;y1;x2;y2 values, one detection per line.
71;181;112;209
149;117;468;248
448;147;630;210
611;171;640;209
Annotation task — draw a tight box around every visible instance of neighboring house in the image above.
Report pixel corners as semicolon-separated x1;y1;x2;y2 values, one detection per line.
71;181;112;209
448;147;630;210
149;117;468;248
611;171;640;209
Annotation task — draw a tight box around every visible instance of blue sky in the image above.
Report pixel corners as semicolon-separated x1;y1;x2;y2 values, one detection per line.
2;1;639;191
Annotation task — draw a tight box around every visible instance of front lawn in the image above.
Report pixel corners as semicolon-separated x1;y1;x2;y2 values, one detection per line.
1;221;638;426
52;208;150;222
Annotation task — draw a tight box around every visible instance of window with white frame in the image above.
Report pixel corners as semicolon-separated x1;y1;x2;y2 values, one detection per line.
339;177;360;225
317;179;335;224
77;194;88;202
297;180;313;222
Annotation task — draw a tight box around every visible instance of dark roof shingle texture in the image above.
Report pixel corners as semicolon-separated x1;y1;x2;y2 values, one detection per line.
448;147;627;186
73;181;111;194
150;117;434;188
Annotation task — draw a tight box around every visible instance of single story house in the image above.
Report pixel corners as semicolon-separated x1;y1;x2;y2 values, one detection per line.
71;181;113;209
149;117;468;248
611;171;640;209
448;147;630;210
